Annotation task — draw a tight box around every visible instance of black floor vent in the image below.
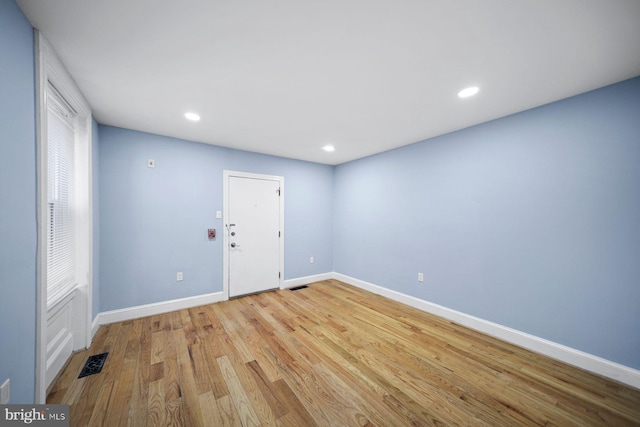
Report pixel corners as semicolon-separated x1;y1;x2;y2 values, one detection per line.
289;285;309;291
78;352;108;378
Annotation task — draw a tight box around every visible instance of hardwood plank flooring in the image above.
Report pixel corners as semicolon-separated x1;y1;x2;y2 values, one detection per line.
48;280;640;426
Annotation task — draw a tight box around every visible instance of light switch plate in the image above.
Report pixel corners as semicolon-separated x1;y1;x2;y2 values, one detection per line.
216;211;222;219
147;159;155;168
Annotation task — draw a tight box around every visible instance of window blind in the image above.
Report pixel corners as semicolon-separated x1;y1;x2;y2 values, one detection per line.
47;83;78;306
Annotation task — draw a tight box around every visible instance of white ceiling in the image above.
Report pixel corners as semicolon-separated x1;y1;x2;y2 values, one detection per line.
17;0;640;165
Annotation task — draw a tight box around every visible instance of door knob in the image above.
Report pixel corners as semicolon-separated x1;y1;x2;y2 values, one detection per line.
231;232;235;236
231;242;237;248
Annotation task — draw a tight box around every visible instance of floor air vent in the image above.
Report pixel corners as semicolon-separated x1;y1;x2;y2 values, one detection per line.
78;352;109;378
289;285;309;291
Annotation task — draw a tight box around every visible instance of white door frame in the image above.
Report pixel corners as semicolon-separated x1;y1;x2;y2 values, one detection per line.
223;170;284;300
34;32;93;403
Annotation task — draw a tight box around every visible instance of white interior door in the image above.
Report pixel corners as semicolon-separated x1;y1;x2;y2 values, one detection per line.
227;173;282;298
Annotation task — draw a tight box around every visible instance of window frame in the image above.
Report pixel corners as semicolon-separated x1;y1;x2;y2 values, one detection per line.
34;31;93;403
46;84;79;306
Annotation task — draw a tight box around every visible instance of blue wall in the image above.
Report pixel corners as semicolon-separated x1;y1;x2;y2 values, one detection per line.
2;0;638;399
0;0;37;403
99;126;333;311
334;77;640;369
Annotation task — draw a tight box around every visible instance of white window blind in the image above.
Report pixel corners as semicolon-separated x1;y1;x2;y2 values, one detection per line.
47;83;78;306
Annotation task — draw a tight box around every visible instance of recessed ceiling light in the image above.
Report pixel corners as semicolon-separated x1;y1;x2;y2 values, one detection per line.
458;86;479;98
185;112;201;121
322;145;335;152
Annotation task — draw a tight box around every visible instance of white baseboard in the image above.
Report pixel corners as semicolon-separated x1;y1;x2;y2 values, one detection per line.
91;315;100;338
94;273;334;330
95;291;227;327
88;272;639;390
283;272;334;289
333;272;640;391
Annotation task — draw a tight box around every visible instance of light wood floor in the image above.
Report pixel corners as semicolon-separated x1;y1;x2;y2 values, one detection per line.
48;280;640;426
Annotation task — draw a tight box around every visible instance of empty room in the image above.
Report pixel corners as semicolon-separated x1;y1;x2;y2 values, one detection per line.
1;0;640;425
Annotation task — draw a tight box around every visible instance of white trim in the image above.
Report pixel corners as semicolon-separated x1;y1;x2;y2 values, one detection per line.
91;315;100;338
34;31;47;405
34;31;94;404
283;272;334;289
96;292;226;326
223;170;285;299
88;271;640;390
45;333;73;388
333;272;640;391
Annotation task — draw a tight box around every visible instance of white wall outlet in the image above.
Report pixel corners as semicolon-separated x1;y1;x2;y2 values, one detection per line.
147;159;155;168
216;210;222;219
418;273;424;282
310;256;314;264
177;272;183;281
1;378;10;404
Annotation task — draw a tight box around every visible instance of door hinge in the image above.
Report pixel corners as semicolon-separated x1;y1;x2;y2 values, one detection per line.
276;188;281;196
279;272;281;278
278;231;281;237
